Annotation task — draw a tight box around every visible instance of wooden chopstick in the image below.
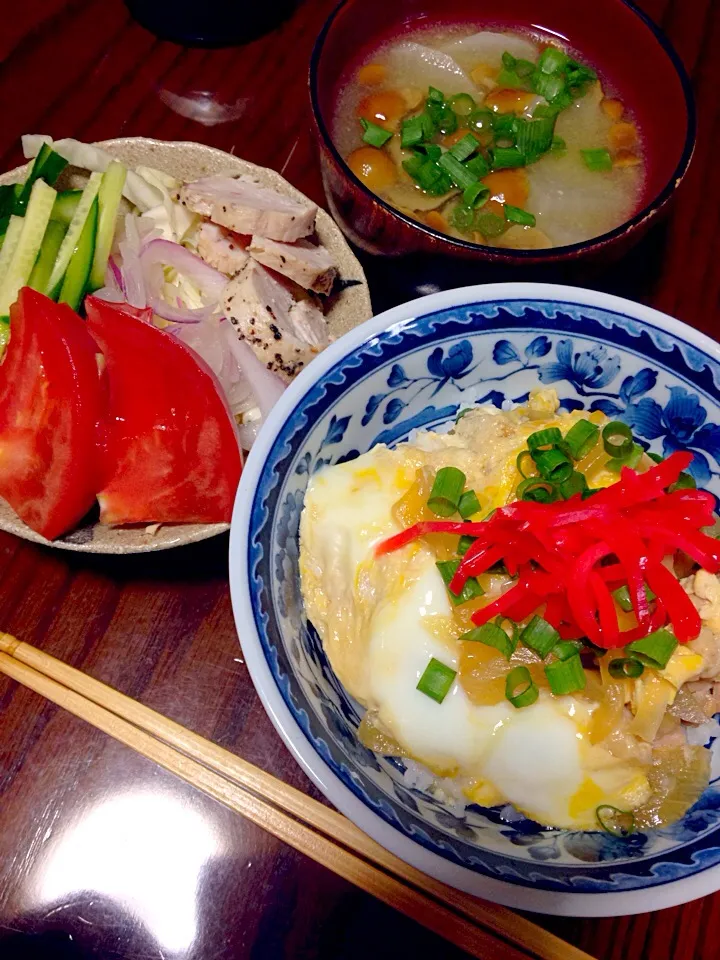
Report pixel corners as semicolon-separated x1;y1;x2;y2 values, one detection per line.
0;635;594;960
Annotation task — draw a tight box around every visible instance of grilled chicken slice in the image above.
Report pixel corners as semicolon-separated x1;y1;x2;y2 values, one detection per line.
179;176;317;242
196;222;249;276
223;260;329;382
247;236;337;294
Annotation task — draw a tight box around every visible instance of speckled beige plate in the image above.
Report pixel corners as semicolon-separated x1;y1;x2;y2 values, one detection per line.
0;137;372;553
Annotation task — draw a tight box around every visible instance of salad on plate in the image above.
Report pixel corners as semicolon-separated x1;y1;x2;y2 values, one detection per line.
0;135;351;541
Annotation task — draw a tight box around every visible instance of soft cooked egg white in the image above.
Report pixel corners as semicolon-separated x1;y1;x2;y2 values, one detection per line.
299;400;650;828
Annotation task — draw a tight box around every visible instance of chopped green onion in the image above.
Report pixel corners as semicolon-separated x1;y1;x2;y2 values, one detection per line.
474;211;508;239
428;466;465;516
669;472;697;492
451;204;475;232
449;92;476;117
521;615;560;659
564;419;599;460
513;115;556;162
606;442;644;473
527;427;563;451
461;620;517;660
533;72;566;103
602;421;634;458
462;182;490;208
612;584;656;613
458;489;481;519
464;153;490;178
449;132;480;162
609;657;644;680
504;204;536;227
497;68;529;89
417;657;456;703
553;640;583;661
436;560;484;605
538;46;568;74
581;148;613;172
400;115;426;148
533;447;573;483
501;51;517;70
415;141;442;160
360;118;393;148
427;86;444;102
514;58;536;79
559;471;588;499
596;805;636;838
492;113;516;138
626;628;678;670
426;98;458;135
438;152;479;190
403;156;453;195
458;534;476;556
491;146;525;170
467;108;494;139
505;665;539;708
517;477;559;503
550;136;567;154
516;450;537;479
545;653;586;695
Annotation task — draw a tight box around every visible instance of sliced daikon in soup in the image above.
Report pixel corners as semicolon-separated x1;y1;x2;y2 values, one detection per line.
439;30;539;72
528;154;643;246
526;85;644;246
384;42;473;96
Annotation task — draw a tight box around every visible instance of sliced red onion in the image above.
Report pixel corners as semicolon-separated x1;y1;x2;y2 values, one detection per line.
138;238;228;323
106;255;125;295
93;286;126;303
222;323;285;420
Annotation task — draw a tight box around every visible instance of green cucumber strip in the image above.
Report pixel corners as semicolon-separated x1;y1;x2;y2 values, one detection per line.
0;180;57;315
89;160;127;291
14;144;68;216
51;189;82;226
58;196;98;311
46;172;102;298
29;220;66;293
0;216;23;282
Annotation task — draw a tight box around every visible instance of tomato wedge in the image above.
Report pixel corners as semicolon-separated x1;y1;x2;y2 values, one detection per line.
0;288;104;539
85;297;242;524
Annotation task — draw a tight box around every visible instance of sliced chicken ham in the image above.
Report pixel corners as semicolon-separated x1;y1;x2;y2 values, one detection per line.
179;176;317;242
247;236;337;294
223;260;329;382
197;222;250;276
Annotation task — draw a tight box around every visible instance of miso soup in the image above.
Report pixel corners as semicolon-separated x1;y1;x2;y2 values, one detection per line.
333;26;645;250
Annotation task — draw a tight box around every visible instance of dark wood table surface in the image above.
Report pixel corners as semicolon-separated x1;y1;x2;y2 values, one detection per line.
0;1;719;958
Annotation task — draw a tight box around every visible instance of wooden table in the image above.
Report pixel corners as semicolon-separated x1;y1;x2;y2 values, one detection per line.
0;1;718;957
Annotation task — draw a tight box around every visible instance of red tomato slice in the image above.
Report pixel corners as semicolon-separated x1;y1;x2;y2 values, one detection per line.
0;288;104;539
85;297;242;525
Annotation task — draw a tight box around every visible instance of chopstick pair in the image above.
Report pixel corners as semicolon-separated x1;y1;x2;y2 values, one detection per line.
0;634;594;960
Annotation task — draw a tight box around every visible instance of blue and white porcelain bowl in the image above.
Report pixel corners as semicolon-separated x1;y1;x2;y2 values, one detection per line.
229;283;720;916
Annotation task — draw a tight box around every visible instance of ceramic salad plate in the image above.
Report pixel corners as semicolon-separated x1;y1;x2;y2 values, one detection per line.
0;138;371;554
230;281;720;916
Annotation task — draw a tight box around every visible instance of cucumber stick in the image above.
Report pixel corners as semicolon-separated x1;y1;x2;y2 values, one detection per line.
89;160;127;291
0;216;24;287
28;220;66;293
51;189;82;226
46;171;102;298
58;197;98;311
0;180;57;317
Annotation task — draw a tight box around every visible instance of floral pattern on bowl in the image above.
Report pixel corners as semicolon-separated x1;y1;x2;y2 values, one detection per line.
233;286;720;914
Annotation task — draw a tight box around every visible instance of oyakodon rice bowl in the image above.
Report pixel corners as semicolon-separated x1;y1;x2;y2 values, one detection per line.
230;282;720;915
